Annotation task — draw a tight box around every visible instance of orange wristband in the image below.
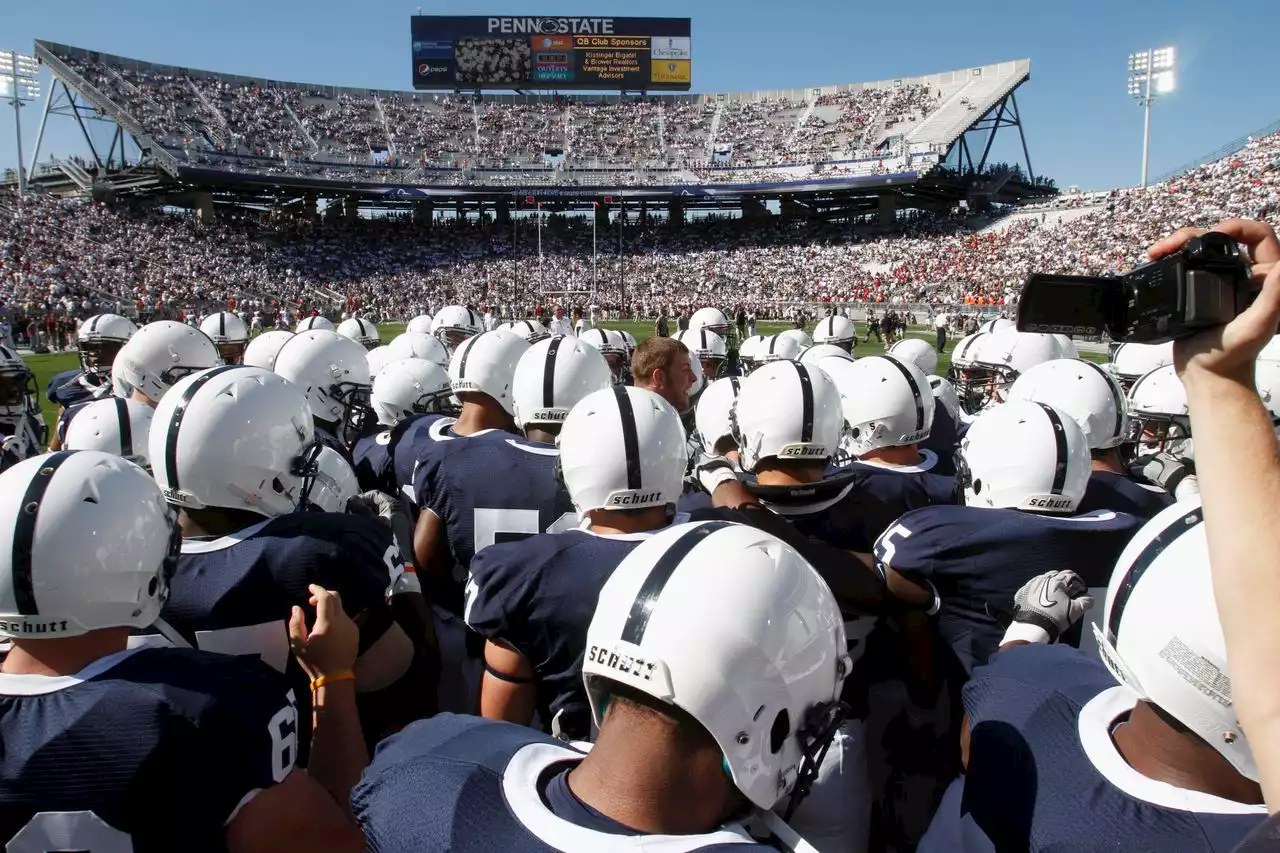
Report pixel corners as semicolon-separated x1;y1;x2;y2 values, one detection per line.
310;671;355;691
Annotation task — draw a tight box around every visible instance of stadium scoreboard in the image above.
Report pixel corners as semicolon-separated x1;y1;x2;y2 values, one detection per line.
411;16;692;91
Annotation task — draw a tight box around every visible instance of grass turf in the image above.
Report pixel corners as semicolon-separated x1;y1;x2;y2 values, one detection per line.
26;320;1103;430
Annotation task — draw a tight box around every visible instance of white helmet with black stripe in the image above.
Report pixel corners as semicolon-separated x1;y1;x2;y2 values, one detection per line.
448;330;530;417
958;400;1090;513
738;334;767;373
582;520;851;811
813;314;856;350
512;335;613;431
694;376;743;455
387;331;450;368
1007;358;1130;451
506;318;551;345
110;320;220;405
958;329;1069;413
242;330;294;371
336;317;380;351
675;328;728;380
63;397;155;470
558;386;688;513
273;330;376;443
758;334;807;364
431;305;483;353
947;331;989;413
77;313;138;378
371;358;454;427
150;365;319;519
732;360;843;472
800;344;855;367
1094;496;1257;782
1127;364;1191;459
688;306;731;338
578;328;628;384
825;355;934;458
0;450;179;639
295;315;335;333
199;311;250;363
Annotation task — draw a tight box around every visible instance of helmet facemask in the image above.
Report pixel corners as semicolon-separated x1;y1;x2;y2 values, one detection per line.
79;339;126;378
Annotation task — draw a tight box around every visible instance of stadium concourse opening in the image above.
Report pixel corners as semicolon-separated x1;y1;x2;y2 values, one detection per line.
17;40;1047;224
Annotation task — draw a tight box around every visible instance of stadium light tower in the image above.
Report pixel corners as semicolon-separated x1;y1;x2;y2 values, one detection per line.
1128;46;1175;188
0;50;40;197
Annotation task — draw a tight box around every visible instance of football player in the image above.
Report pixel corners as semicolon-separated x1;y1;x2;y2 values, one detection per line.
146;365;433;755
510;335;614;445
242;329;294;371
953;329;1070;414
737;333;767;374
387;330;450;367
465;385;687;740
675;327;729;381
632;335;698;415
579;328;630;385
431;304;483;353
920;501;1266;851
813;313;857;353
687;305;731;339
1108;340;1174;392
1008;358;1176;518
200;310;251;364
273;329;377;455
0;451;363;852
46;313;135;413
757;333;807;364
295;314;334;333
61;396;154;470
351;358;454;495
354;521;850;852
336;316;380;351
109;319;220;408
872;400;1142;678
0;345;45;472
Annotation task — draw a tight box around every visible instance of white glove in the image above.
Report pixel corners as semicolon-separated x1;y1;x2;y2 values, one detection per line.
1130;452;1195;496
1002;570;1094;645
693;453;739;495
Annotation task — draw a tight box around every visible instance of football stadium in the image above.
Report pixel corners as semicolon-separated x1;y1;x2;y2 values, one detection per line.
2;6;1280;852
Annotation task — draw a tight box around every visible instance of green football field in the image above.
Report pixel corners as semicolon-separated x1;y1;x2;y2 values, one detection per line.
26;320;1104;429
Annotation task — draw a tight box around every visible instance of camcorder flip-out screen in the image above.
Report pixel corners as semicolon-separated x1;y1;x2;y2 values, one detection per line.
1016;274;1121;338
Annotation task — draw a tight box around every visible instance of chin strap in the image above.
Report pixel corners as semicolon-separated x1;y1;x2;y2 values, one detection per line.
780;700;850;822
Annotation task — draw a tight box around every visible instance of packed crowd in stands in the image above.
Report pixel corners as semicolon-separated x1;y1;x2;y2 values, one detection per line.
3;127;1278;331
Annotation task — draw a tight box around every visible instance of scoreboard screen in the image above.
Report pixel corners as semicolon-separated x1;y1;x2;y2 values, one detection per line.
411;16;692;91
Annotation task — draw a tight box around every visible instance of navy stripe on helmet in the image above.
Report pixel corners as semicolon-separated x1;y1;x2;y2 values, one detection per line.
163;365;241;494
457;331;484;378
543;336;564;409
620;521;732;644
880;355;926;433
218;313;226;338
10;451;76;615
1035;402;1069;494
613;386;643;491
1107;506;1203;645
793;362;814;443
114;397;133;459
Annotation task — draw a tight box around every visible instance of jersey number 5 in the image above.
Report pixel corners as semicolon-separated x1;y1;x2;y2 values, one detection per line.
8;811;133;852
873;523;913;583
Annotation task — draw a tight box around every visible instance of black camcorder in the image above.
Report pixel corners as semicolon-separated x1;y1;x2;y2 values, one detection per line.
1015;231;1258;343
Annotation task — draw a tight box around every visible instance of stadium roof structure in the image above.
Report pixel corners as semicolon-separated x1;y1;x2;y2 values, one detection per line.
19;40;1047;218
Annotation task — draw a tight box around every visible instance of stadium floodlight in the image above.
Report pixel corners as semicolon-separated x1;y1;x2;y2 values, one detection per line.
1127;46;1176;188
0;50;41;198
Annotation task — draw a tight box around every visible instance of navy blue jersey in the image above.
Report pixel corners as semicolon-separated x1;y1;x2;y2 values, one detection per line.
45;368;104;408
766;458;955;553
352;414;429;495
918;645;1266;852
920;405;959;477
1076;470;1175;519
353;713;771;852
465;526;665;739
313;423;349;459
390;413;456;497
873;505;1142;675
0;646;296;853
411;429;577;580
138;512;399;759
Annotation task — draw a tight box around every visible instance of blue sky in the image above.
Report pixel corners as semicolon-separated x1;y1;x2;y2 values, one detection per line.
2;0;1278;190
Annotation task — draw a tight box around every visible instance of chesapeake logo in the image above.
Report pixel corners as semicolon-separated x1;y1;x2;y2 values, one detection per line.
609;491;662;506
487;17;615;35
588;644;657;681
1025;496;1074;510
0;619;71;635
778;445;827;458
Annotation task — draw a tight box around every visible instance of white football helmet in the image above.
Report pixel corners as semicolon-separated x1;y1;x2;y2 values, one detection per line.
978;317;1014;334
295;315;335;333
618;329;638;358
0;451;178;639
778;328;813;350
0;344;38;419
1007;359;1129;451
583;520;850;811
687;306;731;338
737;334;766;374
676;328;728;380
365;345;401;378
63;397;155;469
1094;497;1256;782
77;313;137;377
1053;335;1080;360
1109;342;1174;391
406;314;434;336
273;330;375;441
759;334;807;364
694;376;743;454
800;344;855;367
733;360;843;472
242;330;294;371
888;338;938;376
958;400;1090;513
506;318;551;344
947;331;989;414
151;366;319;518
512;336;612;429
199;311;250;363
579;328;628;384
448;330;530;416
1127;364;1192;459
813;314;856;349
928;375;962;424
387;331;450;367
828;355;934;458
432;305;483;352
958;329;1068;413
559;386;688;513
305;446;360;514
111;320;220;404
372;358;454;427
336;317;380;351
687;348;706;399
